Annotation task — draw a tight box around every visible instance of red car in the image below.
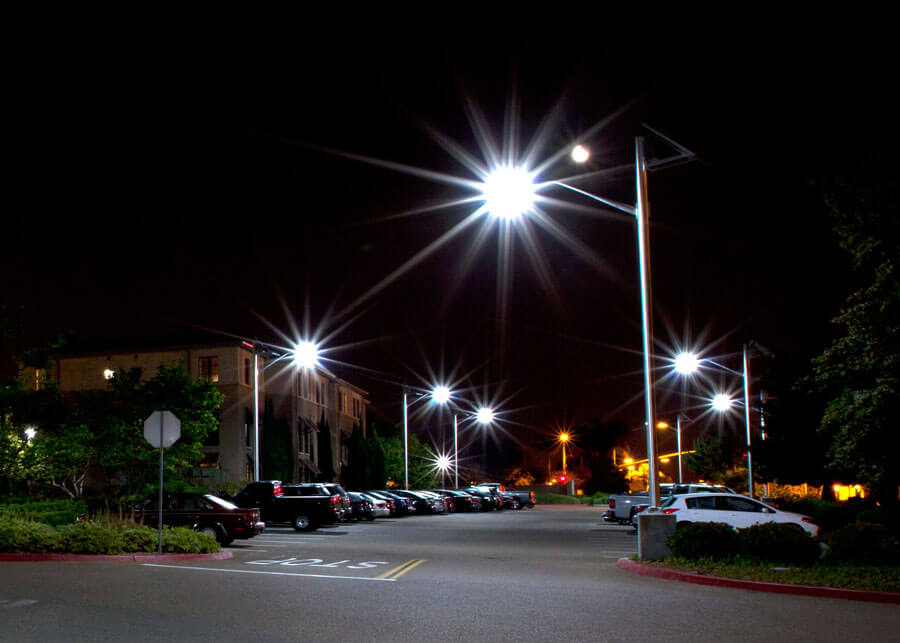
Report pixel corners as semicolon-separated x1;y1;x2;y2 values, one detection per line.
134;493;264;545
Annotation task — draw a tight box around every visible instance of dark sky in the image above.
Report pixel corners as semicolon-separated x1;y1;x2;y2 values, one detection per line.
3;21;896;472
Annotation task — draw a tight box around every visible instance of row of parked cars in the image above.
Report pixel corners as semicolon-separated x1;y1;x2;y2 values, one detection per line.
133;481;537;545
604;483;820;536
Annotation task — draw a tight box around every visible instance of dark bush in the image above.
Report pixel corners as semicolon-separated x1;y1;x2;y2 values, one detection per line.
119;527;157;553
825;523;900;565
855;507;900;535
738;523;820;565
58;521;123;554
774;499;863;533
161;527;218;553
0;518;61;553
668;522;740;560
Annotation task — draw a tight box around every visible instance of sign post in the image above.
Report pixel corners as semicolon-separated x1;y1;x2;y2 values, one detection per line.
143;410;181;554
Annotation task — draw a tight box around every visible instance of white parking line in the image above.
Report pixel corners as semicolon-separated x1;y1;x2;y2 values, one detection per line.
142;564;396;582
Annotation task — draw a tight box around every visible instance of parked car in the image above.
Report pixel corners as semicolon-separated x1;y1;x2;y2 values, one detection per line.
321;483;352;521
460;485;502;511
418;490;453;512
393;490;443;514
604;483;737;525
481;483;536;509
348;492;376;521
232;480;341;531
433;489;481;512
360;492;391;518
365;490;411;516
658;493;820;536
134;492;264;545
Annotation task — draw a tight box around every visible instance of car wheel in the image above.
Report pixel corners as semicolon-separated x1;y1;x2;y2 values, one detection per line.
292;514;314;531
199;525;219;541
526;502;535;509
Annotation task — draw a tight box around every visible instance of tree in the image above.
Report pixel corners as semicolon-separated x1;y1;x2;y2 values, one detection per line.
343;423;374;490
367;425;388;490
1;363;223;501
808;185;900;505
315;413;335;483
577;419;628;494
504;465;535;487
686;436;740;480
377;432;439;489
262;400;292;482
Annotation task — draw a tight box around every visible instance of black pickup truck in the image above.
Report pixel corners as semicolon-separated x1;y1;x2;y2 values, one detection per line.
232;480;342;532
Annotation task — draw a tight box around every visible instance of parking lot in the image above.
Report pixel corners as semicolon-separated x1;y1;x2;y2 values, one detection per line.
138;505;641;585
5;505;898;642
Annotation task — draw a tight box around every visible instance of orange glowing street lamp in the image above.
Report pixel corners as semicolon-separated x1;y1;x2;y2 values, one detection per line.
557;432;570;474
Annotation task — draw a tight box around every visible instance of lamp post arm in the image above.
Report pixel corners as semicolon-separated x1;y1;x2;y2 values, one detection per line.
551;181;637;217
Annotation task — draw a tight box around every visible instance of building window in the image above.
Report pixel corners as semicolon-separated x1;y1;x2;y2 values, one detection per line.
243;358;252;386
244;408;253;447
299;420;311;454
199;356;219;382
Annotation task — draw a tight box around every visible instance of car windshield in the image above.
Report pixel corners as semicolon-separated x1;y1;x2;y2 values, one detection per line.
206;495;238;510
660;496;678;508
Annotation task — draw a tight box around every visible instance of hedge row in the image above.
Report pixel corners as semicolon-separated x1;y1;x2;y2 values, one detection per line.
0;517;219;554
668;521;900;566
0;499;88;526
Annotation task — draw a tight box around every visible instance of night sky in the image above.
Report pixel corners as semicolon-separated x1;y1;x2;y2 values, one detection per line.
3;22;896;474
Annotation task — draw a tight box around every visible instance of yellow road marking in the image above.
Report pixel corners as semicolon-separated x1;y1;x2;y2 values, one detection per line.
377;558;426;580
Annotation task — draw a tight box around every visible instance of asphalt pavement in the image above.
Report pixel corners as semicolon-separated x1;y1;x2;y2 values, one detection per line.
2;505;898;642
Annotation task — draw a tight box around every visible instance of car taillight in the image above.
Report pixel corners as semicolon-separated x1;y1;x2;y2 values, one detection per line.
331;496;340;505
273;486;283;497
663;508;679;514
609;499;616;508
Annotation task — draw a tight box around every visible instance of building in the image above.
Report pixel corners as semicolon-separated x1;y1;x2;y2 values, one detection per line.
19;337;368;483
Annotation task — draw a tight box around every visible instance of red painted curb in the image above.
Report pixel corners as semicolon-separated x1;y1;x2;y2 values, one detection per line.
617;558;900;605
0;551;233;563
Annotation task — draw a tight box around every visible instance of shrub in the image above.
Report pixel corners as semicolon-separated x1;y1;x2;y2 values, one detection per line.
161;527;218;553
0;518;61;553
855;507;900;534
119;526;158;553
775;499;865;533
668;522;739;560
58;521;124;554
825;523;900;565
738;523;820;565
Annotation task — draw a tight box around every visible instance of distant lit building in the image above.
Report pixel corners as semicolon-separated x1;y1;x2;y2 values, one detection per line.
19;337;367;483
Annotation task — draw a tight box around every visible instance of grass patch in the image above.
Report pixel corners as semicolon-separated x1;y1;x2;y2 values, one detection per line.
651;558;900;593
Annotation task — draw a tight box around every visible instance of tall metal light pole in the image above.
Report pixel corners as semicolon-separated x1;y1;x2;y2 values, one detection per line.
453;413;459;488
742;343;754;498
402;388;409;490
634;136;662;509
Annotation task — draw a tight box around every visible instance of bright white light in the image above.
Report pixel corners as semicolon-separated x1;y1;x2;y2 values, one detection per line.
24;427;37;440
712;393;733;412
674;352;700;375
571;144;590;163
293;341;320;369
431;386;451;404
482;166;535;220
103;369;115;380
436;455;452;471
476;407;495;424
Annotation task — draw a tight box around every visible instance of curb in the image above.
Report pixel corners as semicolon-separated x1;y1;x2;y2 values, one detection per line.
0;551;234;563
616;558;900;605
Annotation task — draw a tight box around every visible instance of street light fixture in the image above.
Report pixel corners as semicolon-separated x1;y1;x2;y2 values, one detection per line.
430;385;459;488
557;431;570;474
558;130;695;510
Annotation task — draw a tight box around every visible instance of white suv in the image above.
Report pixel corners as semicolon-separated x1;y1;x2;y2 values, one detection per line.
659;493;819;536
